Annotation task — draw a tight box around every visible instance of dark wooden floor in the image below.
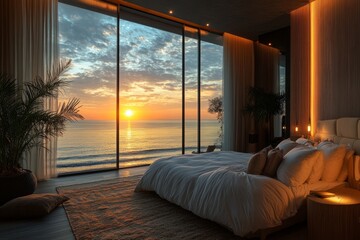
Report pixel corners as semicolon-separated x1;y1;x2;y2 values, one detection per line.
0;166;307;240
0;166;149;240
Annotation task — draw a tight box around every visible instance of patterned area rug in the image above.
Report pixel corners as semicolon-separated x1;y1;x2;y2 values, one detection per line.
57;175;243;240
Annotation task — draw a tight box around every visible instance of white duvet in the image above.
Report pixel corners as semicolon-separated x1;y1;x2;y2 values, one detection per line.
135;151;299;236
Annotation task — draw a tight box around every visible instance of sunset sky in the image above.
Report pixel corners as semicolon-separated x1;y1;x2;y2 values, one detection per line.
58;3;222;121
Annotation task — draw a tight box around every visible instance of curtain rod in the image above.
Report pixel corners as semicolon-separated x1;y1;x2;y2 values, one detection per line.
101;0;223;36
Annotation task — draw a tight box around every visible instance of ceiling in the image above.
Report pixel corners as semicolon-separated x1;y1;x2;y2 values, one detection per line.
124;0;310;40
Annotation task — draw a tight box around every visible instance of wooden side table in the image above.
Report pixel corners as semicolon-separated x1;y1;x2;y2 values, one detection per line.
307;187;360;240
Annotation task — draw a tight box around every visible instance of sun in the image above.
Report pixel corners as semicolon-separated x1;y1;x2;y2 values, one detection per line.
124;109;134;118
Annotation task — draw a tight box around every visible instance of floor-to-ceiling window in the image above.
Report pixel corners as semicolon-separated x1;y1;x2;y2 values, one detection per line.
58;2;117;174
118;13;183;167
184;26;199;154
58;1;223;174
201;31;223;149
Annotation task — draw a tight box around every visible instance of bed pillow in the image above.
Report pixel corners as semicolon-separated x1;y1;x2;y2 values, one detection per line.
337;149;355;182
0;193;69;220
318;142;347;182
277;147;320;187
296;137;313;146
247;146;272;175
262;148;283;178
276;139;300;155
306;151;325;183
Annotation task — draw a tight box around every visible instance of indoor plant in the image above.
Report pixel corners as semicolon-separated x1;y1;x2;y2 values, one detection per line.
244;87;285;149
208;96;223;147
0;60;84;205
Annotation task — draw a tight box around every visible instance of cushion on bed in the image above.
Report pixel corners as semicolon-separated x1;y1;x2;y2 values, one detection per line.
337;149;355;181
336;118;359;139
276;139;299;155
307;151;325;183
262;148;283;178
296;137;313;146
318;141;347;182
277;147;320;187
0;193;69;220
315;119;336;141
353;140;360;155
247;146;272;175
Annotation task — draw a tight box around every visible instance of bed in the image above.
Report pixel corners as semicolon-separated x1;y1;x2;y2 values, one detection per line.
135;117;360;238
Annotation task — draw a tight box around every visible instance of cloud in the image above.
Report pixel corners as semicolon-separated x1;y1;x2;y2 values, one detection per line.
83;86;115;97
58;3;223;117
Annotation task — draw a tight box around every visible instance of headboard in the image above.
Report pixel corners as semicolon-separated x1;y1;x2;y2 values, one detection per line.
315;117;360;154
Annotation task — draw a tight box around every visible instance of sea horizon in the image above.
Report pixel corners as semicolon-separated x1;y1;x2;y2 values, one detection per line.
57;119;221;174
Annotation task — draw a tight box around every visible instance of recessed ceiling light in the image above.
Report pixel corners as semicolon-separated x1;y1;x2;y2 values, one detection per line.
169;10;173;14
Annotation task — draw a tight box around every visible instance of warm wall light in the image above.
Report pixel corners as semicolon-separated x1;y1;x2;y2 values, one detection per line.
310;1;316;136
307;123;311;132
268;43;272;46
169;10;173;14
295;126;299;132
206;23;210;27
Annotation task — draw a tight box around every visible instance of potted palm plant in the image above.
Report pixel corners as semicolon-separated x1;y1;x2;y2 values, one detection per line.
0;60;84;205
244;87;285;149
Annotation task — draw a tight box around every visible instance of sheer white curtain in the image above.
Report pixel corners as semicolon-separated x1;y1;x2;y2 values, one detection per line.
0;0;59;180
222;33;254;152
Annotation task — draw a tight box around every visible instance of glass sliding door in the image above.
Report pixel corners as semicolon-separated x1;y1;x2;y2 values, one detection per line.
184;26;199;154
58;2;117;174
57;1;224;174
201;31;223;150
118;9;183;167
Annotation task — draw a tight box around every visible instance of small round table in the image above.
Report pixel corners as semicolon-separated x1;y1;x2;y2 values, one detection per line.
307;187;360;240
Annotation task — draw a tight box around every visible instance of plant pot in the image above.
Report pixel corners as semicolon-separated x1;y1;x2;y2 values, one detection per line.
0;169;37;206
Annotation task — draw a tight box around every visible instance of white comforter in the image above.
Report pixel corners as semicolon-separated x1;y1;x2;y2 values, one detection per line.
135;151;298;236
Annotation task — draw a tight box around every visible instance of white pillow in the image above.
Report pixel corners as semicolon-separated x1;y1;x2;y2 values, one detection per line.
276;139;300;155
307;151;325;183
277;147;320;187
317;140;333;148
337;149;355;182
318;142;347;182
296;137;313;146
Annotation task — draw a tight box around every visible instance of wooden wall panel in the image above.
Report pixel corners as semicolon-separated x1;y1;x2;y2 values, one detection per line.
290;5;310;136
313;0;360;123
291;0;360;136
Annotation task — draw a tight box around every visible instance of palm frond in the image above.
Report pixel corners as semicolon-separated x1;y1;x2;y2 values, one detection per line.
0;59;84;173
244;87;285;122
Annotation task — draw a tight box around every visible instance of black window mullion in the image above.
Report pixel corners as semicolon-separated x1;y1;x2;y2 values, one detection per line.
182;26;185;155
197;29;201;153
116;4;120;169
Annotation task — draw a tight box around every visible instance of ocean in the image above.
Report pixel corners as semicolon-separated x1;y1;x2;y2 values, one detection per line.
57;120;221;174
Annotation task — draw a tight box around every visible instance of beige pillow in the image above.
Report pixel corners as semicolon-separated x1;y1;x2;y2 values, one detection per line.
262;145;273;154
277;148;320;187
247;146;271;175
307;151;325;183
0;193;69;220
296;137;313;146
337;149;355;181
262;148;283;178
276;139;299;155
318;142;347;182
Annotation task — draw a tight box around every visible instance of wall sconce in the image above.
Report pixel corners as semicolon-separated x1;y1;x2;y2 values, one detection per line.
307;123;311;132
295;126;299;132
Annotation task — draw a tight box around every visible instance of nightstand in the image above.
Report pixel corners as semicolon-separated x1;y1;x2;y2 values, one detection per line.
307;187;360;240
